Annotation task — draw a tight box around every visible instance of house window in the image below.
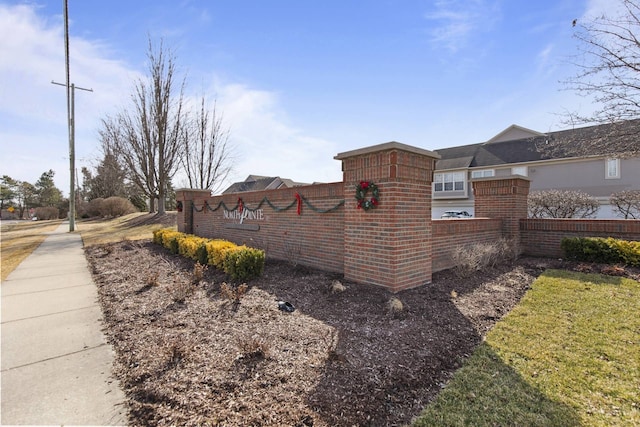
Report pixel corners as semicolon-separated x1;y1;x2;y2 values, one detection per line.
471;169;494;178
434;172;465;192
606;158;620;179
511;166;528;176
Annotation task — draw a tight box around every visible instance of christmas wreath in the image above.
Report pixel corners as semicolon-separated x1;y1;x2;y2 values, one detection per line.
355;181;379;210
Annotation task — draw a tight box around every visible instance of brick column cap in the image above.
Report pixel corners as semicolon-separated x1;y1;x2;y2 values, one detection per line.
334;141;440;160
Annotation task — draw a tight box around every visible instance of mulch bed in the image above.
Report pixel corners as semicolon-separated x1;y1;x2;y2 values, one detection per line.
85;241;639;426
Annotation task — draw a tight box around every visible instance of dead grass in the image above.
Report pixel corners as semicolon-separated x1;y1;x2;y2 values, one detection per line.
0;220;63;281
77;212;176;247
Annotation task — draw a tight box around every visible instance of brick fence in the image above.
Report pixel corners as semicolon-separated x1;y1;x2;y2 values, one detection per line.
521;219;640;258
176;141;639;292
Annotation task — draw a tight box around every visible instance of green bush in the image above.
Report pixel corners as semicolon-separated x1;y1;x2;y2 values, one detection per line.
223;246;266;281
152;228;168;245
196;244;209;265
607;238;640;266
561;237;640;266
177;235;209;261
152;228;265;279
205;240;238;269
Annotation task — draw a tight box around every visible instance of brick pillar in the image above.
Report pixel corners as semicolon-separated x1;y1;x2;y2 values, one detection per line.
175;189;210;234
335;142;439;292
472;176;530;239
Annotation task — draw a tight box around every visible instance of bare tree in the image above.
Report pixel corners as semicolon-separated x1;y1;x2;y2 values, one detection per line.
100;39;186;214
610;189;640;218
182;97;234;193
559;0;640;157
528;190;600;218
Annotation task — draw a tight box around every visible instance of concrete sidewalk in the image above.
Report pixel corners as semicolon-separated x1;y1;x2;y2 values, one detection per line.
1;222;127;426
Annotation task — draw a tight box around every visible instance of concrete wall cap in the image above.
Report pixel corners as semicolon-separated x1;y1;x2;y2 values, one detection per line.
334;141;441;160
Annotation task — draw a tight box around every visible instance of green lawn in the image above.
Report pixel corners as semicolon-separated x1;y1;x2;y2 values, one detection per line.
414;269;640;427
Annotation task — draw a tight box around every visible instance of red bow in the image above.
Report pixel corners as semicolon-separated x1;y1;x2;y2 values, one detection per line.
295;193;302;215
237;198;243;213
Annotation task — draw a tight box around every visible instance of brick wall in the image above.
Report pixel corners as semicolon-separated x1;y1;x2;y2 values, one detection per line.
177;183;345;274
521;219;640;257
432;218;503;272
176;145;638;292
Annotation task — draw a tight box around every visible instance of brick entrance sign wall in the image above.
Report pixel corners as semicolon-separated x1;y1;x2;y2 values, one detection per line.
177;142;638;292
177;142;439;292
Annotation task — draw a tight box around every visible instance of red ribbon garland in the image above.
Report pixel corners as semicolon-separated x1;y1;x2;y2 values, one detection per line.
237;197;243;214
295;193;302;215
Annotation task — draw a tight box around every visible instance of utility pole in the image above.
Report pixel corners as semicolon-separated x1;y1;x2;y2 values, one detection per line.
52;0;93;232
51;81;93;231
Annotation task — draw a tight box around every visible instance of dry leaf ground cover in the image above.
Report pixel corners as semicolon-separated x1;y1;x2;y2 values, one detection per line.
86;238;551;426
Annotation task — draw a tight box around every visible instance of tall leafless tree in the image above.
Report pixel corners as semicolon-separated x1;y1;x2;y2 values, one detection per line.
182;97;234;193
557;0;640;157
100;39;186;214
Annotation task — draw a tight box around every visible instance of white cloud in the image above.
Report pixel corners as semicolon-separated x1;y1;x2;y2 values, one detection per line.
0;3;341;196
212;82;342;190
425;0;501;52
535;43;555;76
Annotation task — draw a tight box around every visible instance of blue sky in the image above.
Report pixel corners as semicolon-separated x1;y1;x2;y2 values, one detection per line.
0;0;611;195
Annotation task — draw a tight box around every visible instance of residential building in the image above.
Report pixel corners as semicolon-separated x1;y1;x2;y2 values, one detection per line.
432;121;640;218
222;175;308;194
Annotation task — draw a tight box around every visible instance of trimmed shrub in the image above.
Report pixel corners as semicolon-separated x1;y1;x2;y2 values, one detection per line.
101;196;137;217
561;237;640;266
86;198;105;217
609;238;640;266
206;240;238;269
34;206;60;220
152;228;266;280
177;235;209;261
152;228;166;245
223;246;266;280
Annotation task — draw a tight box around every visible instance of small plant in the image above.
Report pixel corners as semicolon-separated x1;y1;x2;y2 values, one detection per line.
163;337;191;369
192;262;207;285
195;243;209;265
220;282;249;310
236;334;270;361
170;278;194;304
283;239;302;267
145;271;160;287
452;238;519;278
387;297;404;315
97;243;113;255
329;279;346;294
